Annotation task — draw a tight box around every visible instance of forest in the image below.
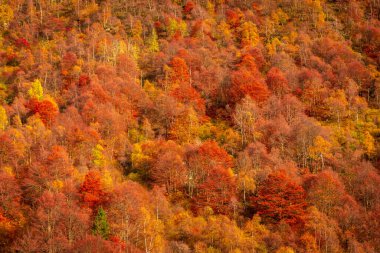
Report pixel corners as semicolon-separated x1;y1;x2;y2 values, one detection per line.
0;0;379;252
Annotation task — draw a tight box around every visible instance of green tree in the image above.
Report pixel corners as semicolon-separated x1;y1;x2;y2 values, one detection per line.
92;207;110;239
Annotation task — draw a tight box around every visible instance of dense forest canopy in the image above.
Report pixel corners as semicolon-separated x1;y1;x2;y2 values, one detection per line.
0;0;379;252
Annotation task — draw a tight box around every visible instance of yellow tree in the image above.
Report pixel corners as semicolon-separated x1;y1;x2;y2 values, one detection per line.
0;83;7;102
147;29;159;53
214;20;233;46
166;18;187;39
0;4;13;31
305;206;343;253
266;37;282;56
131;19;143;44
170;107;200;144
271;8;289;27
239;21;259;48
310;0;326;29
276;247;295;253
233;96;260;146
92;144;106;168
300;233;319;253
326;89;348;129
237;172;255;205
131;142;151;171
100;169;113;193
243;215;268;248
0;105;8;131
362;131;375;157
140;207;165;253
78;2;99;21
309;136;332;172
28;79;44;101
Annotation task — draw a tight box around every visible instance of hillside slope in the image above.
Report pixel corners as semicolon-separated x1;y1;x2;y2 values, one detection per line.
0;0;379;252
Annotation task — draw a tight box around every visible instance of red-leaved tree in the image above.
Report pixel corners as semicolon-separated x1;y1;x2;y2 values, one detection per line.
252;170;307;227
26;99;58;126
229;55;270;105
80;170;105;209
195;167;236;215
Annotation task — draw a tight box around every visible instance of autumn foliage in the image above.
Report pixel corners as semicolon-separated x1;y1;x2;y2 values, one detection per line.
80;170;105;209
26;98;58;125
229;54;270;104
0;0;379;252
196;167;236;215
252;170;307;227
